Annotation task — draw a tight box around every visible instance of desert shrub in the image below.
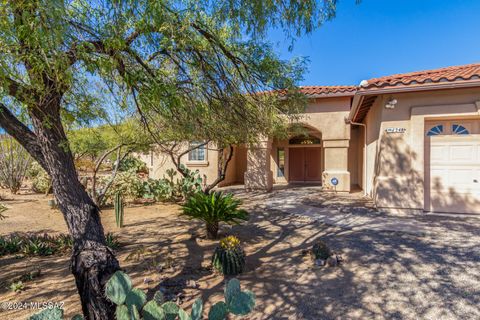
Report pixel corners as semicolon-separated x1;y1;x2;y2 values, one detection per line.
212;236;246;276
0;234;22;255
118;155;148;174
0;233;119;257
27;162;52;194
0;137;32;193
74;158;96;171
10;281;25;293
22;237;56;256
181;192;248;239
18;269;42;282
100;169;145;204
311;240;331;260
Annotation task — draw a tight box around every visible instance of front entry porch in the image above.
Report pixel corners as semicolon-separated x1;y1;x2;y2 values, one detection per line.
242;126;352;192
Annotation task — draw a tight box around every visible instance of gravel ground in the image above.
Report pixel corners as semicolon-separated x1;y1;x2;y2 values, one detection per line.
238;207;480;319
1;188;479;319
228;186;480;319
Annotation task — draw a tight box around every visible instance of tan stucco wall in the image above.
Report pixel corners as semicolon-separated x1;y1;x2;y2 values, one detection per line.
348;126;362;187
137;143;246;187
137;142;221;185
363;87;480;211
263;96;353;191
140;96;356;192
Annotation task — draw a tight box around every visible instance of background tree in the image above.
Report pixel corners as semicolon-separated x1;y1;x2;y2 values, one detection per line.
69;121;152;206
0;136;32;194
0;1;337;318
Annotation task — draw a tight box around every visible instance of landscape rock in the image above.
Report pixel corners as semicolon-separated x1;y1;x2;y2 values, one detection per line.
143;277;153;284
315;259;326;267
326;256;338;267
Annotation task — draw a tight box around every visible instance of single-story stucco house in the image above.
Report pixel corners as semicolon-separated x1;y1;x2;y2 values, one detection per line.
138;63;480;215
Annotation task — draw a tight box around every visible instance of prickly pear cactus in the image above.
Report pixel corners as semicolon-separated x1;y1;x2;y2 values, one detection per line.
212;236;245;276
30;272;255;320
28;307;83;320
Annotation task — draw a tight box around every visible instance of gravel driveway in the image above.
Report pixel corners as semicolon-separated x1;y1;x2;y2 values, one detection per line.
227;186;480;319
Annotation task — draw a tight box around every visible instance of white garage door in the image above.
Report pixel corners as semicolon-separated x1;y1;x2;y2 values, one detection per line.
428;125;480;213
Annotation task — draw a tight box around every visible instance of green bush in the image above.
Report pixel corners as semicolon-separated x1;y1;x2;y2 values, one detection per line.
27;162;52;194
100;169;145;204
311;240;331;260
119;156;148;174
181;192;248;239
0;137;32;194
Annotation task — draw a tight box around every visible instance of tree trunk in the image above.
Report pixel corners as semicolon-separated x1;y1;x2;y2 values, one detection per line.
206;221;219;239
28;101;120;319
203;145;234;194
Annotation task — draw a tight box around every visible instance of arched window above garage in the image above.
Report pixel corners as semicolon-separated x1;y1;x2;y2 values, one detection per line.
426;125;444;136
289;134;321;145
452;124;469;135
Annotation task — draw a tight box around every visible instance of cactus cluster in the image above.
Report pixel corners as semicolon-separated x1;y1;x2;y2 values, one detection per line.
106;271;254;320
114;192;124;228
212;236;245;276
29;271;255;320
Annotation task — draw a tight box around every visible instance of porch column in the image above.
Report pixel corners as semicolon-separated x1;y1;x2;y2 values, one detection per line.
322;139;351;192
244;138;273;191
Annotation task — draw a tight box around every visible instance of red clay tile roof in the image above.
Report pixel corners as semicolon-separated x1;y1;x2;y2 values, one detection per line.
363;63;480;89
298;85;357;96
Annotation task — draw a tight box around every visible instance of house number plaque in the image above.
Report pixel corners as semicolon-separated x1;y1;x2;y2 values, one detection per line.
385;127;406;133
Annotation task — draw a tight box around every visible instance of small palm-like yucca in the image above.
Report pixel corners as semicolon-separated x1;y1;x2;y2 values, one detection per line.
181;192;248;239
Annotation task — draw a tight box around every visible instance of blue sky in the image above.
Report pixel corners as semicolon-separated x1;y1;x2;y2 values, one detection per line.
268;0;480;86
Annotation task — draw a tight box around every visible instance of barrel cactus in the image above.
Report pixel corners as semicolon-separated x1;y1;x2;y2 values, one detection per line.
212;236;245;276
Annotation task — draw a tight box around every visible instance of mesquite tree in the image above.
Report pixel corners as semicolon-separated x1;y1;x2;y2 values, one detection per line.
0;0;337;318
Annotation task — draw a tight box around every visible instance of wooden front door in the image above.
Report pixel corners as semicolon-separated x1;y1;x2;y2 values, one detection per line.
305;147;322;181
288;147;322;182
289;147;305;182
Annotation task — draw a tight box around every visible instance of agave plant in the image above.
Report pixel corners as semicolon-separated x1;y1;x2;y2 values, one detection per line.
0;203;7;220
181;192;248;239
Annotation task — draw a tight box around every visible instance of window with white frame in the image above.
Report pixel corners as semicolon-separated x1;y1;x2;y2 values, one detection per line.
188;141;206;161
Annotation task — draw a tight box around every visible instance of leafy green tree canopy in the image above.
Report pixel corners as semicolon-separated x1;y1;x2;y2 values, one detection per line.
0;1;339;319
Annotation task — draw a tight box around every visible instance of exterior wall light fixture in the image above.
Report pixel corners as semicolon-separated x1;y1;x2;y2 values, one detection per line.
385;98;397;109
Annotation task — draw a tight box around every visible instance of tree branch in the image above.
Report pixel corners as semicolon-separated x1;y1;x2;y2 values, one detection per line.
91;144;125;205
171;141;210;177
1;76;36;104
204;144;234;194
0;103;48;172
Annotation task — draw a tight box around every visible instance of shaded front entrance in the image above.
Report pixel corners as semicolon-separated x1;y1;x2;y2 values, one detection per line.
289;147;322;182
